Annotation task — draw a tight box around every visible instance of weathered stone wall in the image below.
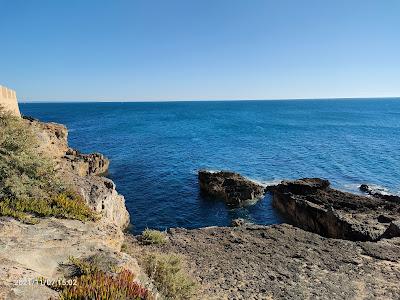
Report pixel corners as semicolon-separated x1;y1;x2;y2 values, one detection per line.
0;85;21;117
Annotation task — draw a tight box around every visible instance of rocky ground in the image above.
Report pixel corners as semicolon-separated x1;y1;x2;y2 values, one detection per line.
0;218;139;299
129;224;400;300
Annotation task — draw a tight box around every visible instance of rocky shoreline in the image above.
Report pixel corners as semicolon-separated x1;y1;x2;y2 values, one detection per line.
124;172;400;299
1;116;399;299
269;178;400;241
0;118;140;299
360;184;400;203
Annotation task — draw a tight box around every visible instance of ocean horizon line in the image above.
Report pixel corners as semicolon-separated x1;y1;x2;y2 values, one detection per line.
19;96;400;104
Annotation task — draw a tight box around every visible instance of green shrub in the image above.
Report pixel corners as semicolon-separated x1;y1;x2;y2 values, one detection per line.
121;243;128;253
68;256;101;276
0;192;96;223
0;109;60;200
0;108;95;222
0;199;37;224
141;229;167;245
143;253;197;299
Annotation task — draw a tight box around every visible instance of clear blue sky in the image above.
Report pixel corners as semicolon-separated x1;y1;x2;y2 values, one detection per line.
0;0;399;101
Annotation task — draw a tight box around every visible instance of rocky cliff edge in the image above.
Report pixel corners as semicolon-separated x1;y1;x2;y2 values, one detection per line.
0;118;136;299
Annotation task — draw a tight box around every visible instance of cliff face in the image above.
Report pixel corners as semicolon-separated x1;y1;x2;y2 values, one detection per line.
0;85;21;117
269;178;400;241
24;117;129;228
0;118;134;299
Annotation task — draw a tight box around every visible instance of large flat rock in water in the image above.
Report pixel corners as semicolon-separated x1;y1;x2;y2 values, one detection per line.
155;224;400;300
198;170;265;205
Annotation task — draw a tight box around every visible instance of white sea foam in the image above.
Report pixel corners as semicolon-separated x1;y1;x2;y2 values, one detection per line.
341;183;364;194
193;169;220;174
342;182;400;196
257;179;283;187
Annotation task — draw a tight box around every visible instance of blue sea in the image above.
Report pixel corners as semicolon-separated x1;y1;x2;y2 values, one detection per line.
20;99;400;234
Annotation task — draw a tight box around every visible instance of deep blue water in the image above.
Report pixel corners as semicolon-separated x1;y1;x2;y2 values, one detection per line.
20;100;400;234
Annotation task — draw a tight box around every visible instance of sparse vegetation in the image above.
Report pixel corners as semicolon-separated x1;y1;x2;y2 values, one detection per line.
143;252;198;299
53;256;151;300
0;192;96;223
141;228;167;245
59;270;150;300
0;108;95;222
121;242;129;253
68;256;101;276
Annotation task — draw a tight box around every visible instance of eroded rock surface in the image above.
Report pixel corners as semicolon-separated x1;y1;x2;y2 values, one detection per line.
68;174;129;228
63;149;109;176
0;118;133;299
24;117;129;228
269;178;400;241
198;170;265;205
24;117;69;159
0;217;140;300
24;117;109;175
140;224;400;300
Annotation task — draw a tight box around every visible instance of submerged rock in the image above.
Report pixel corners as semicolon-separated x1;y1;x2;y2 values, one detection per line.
269;178;400;241
198;170;265;205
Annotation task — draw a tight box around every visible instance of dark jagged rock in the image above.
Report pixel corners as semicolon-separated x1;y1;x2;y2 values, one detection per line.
269;178;400;241
198;170;265;205
378;214;395;223
382;221;400;239
359;184;400;202
277;177;330;194
359;184;371;193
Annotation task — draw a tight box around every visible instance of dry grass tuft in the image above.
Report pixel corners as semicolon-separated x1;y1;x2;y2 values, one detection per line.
141;229;167;245
143;252;198;299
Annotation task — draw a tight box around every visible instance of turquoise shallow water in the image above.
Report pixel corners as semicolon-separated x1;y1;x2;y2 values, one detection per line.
20;99;400;233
